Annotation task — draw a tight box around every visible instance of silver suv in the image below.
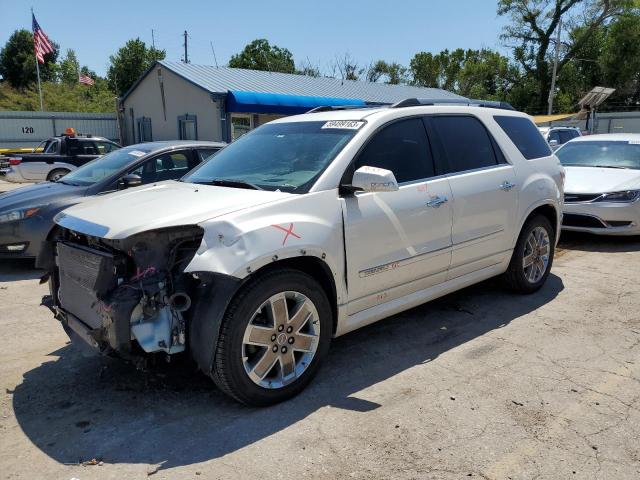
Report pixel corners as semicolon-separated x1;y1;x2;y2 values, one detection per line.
43;99;564;406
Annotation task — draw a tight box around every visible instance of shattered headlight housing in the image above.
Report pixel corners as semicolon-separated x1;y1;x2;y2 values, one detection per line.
594;190;640;203
0;206;43;224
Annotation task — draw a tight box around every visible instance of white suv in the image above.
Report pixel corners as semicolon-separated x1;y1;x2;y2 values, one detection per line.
42;100;564;406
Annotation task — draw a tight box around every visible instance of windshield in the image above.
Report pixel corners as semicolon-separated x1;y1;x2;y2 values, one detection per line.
556;141;640;170
184;121;360;192
60;145;154;186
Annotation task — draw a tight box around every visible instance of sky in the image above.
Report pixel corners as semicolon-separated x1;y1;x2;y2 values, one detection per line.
0;0;509;77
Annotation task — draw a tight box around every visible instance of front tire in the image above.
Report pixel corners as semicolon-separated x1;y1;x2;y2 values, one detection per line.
504;214;555;293
47;168;70;182
211;269;332;406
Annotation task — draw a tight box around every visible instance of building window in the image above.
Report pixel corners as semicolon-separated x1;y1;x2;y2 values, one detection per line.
231;114;253;141
178;114;198;140
136;117;153;142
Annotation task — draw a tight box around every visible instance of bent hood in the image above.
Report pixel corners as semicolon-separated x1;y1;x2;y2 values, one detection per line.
564;166;640;194
55;180;291;239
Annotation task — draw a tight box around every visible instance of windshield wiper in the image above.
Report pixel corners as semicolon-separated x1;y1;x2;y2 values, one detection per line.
55;179;80;186
591;165;630;169
196;178;263;190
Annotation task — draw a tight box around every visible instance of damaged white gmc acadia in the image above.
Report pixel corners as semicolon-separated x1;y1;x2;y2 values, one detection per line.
41;100;564;406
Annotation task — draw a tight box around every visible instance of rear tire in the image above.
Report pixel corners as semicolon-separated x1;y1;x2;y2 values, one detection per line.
47;168;70;182
211;268;332;406
504;214;555;294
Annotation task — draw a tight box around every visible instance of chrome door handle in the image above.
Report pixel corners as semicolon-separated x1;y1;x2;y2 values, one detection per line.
426;196;448;208
500;181;516;191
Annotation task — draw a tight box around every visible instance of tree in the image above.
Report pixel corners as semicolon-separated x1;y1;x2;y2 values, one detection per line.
365;60;408;84
297;58;321;77
410;48;518;100
601;13;640;104
410;49;466;91
59;49;80;85
107;38;165;96
0;29;58;89
229;39;295;73
331;53;363;81
498;0;634;113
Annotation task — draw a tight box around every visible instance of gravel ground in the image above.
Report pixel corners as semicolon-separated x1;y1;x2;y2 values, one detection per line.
0;232;639;480
0;179;31;193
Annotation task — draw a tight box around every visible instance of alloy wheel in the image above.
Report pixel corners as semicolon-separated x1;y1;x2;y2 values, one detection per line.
242;291;320;389
522;226;550;283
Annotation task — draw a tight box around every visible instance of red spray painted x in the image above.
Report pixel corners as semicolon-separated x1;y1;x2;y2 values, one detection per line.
272;223;301;245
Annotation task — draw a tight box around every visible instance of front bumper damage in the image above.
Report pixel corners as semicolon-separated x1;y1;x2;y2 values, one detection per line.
42;225;210;360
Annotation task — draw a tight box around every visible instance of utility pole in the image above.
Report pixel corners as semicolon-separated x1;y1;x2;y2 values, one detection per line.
151;29;155;49
548;17;562;115
183;30;189;64
210;41;219;68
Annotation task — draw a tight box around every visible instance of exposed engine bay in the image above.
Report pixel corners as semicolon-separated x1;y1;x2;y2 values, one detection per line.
43;226;204;358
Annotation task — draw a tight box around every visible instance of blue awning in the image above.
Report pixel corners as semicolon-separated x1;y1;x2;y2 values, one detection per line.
226;90;366;115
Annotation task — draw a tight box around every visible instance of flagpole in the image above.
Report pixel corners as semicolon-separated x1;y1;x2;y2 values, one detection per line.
31;8;44;111
35;56;44;111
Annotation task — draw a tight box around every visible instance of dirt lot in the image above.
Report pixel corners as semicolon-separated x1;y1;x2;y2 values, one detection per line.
1;231;639;480
0;179;29;193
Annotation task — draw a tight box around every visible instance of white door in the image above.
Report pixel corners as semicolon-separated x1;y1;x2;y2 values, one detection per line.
342;117;453;314
427;115;518;279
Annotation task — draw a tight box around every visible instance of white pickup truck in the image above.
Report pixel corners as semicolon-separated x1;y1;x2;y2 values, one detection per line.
42;99;564;406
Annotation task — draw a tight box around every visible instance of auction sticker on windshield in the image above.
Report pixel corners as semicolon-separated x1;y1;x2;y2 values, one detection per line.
322;120;364;130
129;150;146;157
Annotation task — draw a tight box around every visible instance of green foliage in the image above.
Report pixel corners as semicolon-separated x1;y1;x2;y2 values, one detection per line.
229;39;295;73
497;0;635;113
59;49;80;85
410;48;518;99
0;29;58;89
601;13;640;103
107;38;165;96
0;81;115;112
366;60;407;84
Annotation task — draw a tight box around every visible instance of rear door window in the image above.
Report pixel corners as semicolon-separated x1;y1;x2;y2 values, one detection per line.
354;118;435;183
429;116;498;173
494;116;553;159
153;152;191;180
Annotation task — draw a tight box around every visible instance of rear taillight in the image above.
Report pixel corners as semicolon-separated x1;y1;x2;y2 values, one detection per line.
8;158;21;166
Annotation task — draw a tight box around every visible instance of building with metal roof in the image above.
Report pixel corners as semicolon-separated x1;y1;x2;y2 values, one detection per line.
119;60;464;144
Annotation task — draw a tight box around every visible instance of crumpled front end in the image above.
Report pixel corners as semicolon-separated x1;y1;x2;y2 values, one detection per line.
43;225;205;358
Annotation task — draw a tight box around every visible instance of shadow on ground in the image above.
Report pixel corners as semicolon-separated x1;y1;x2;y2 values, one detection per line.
558;231;640;253
11;273;564;470
0;258;42;282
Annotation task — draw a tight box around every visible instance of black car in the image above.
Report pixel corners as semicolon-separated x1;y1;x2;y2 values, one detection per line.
0;141;224;259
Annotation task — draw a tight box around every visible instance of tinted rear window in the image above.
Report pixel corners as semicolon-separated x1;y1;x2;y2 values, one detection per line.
494;116;552;160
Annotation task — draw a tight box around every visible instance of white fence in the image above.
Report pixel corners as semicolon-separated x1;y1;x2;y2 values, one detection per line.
0;111;119;149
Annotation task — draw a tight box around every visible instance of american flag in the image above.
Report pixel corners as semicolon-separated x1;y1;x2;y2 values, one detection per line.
79;74;95;86
32;14;54;64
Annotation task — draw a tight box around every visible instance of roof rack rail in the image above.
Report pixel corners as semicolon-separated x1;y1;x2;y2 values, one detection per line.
307;104;386;113
391;98;516;111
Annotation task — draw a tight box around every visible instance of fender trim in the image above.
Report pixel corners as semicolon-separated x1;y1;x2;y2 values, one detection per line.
187;272;244;374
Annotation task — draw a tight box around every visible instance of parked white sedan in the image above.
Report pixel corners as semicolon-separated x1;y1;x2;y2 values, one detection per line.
557;134;640;235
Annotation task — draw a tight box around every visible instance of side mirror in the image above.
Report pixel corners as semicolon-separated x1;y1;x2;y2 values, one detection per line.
120;173;142;189
351;166;399;193
549;139;559;147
